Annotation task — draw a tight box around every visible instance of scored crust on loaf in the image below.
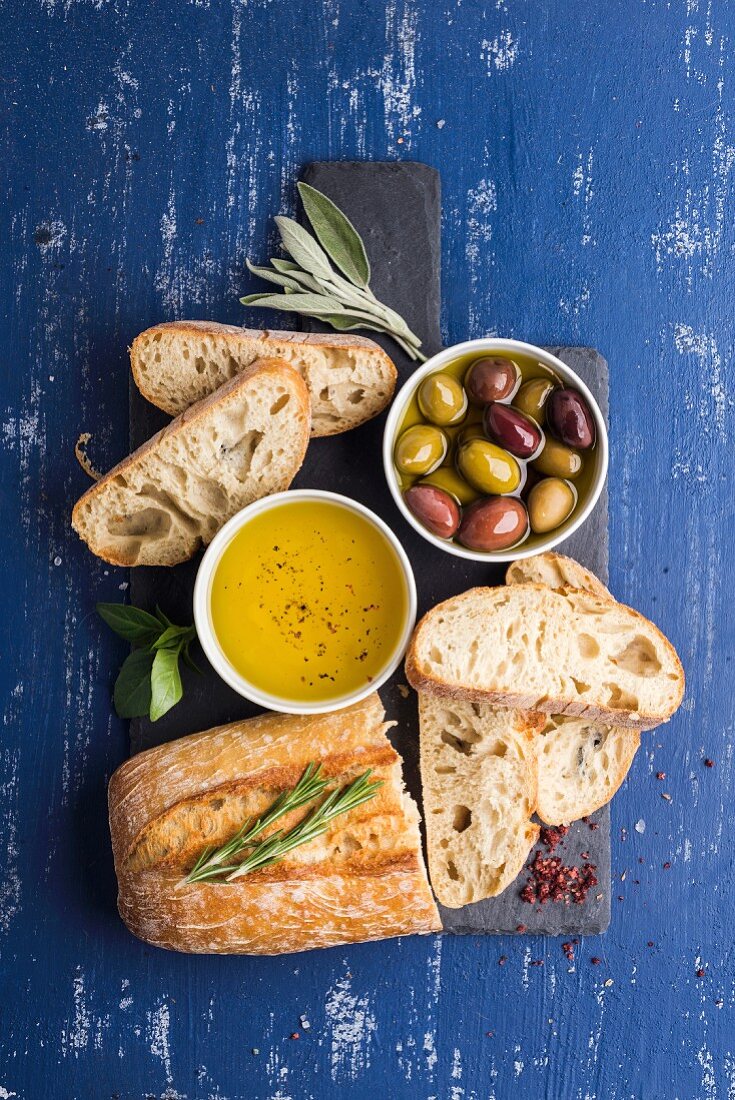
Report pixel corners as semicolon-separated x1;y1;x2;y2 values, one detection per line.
108;694;441;954
419;694;544;907
406;584;684;729
505;551;612;599
71;357;310;567
535;716;641;825
130;320;398;437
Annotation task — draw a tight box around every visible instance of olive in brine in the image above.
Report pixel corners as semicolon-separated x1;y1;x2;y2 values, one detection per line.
484;402;543;459
394;425;448;476
457;439;521;495
458;497;529;552
405;485;461;539
528;478;577;533
417;373;468;426
513;378;555;425
421;466;480;507
532;437;583;479
464;357;520;405
547;388;596;450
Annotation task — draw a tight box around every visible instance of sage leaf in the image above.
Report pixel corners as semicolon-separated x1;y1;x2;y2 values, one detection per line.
274;216;334;281
271;258;301;273
113;649;154;718
97;603;162;646
245;259;302;292
297;182;370;289
318;313;385;333
150;646;183;722
241;291;344;315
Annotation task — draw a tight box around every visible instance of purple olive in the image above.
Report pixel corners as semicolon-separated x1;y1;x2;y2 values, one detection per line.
464;357;520;405
547;388;596;450
457;497;529;552
484;402;543;459
405;485;461;539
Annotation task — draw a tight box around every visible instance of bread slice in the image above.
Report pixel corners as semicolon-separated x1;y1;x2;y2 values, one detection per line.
535;715;641;825
130;321;398;437
419;693;544;907
108;693;441;954
72;357;310;567
406;584;684;729
506;551;611;599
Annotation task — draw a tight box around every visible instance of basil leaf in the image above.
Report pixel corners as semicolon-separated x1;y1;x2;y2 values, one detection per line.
152;625;196;651
155;605;173;628
182;643;204;676
150;647;183;722
113;649;154;718
245;259;303;291
297;182;370;289
97;603;162;646
274;216;334;281
240;292;343;315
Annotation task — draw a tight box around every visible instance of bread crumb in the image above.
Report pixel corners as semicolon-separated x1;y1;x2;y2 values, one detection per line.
75;432;102;482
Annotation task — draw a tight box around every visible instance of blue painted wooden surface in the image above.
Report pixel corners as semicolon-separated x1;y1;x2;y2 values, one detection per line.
2;1;733;1096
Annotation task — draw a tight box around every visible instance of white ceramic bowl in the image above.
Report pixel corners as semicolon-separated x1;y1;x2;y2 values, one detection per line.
193;490;417;715
383;338;608;562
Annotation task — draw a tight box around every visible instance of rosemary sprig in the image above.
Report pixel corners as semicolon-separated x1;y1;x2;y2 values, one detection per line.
241;182;426;362
185;763;328;884
183;765;383;885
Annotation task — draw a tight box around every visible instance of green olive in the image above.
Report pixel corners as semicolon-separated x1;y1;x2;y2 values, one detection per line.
394;425;448;476
457;439;521;495
528;477;577;533
457;423;486;447
513;378;556;425
421;466;481;506
417;372;468;426
532;437;583;479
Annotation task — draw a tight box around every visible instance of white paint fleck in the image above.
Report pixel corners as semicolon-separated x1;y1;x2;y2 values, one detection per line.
147;999;174;1086
481;31;519;72
324;973;377;1082
635;818;646;834
673;322;728;440
380;0;421;152
61;970;91;1057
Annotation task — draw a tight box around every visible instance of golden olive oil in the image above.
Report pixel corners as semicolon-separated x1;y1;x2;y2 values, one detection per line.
210;499;408;704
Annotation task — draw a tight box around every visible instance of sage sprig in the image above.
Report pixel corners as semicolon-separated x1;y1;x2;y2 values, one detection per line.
241;182;426;362
183;764;383;884
97;603;199;722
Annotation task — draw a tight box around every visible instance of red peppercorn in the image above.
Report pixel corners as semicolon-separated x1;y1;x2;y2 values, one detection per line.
696;968;705;978
590;957;601;965
290;1032;300;1040
656;772;666;780
647;941;654;947
516;923;527;933
704;759;714;768
663;862;671;869
498;955;507;966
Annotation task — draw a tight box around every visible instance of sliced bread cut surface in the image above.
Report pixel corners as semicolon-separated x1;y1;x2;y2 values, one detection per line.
406;584;684;729
535;716;641;825
419;693;544;908
72;357;310;567
131;321;397;437
506;551;612;599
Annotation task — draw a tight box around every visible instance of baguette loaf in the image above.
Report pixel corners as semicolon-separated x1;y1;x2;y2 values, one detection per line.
72;357;309;567
406;584;684;729
505;551;611;599
130;321;398;437
419;694;544;907
108;693;440;954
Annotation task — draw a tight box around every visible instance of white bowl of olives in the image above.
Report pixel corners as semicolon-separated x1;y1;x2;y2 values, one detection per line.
383;338;608;562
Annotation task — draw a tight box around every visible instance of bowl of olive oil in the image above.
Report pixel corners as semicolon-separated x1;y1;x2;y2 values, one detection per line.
194;490;417;714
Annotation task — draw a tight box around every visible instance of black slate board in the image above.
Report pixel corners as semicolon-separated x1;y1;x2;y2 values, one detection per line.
130;161;610;936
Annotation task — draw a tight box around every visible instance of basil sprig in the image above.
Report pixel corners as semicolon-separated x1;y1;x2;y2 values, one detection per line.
97;603;199;722
241;182;426;362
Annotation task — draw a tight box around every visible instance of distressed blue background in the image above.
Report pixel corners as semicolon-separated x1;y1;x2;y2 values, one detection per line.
1;1;733;1097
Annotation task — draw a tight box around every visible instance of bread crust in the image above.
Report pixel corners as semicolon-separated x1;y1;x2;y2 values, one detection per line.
108;694;440;954
405;584;685;730
130;321;398;437
505;551;612;599
71;357;310;566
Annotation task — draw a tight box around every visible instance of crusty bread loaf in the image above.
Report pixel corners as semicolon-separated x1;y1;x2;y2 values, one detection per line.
130;321;398;437
506;551;611;599
108;693;440;954
535;715;641;825
419;694;544;907
72;357;309;567
406;584;684;729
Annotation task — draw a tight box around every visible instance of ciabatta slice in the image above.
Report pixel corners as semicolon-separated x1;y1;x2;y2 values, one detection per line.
419;694;544;907
535;716;641;825
130;321;397;437
506;551;611;599
72;358;309;567
406;585;684;729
